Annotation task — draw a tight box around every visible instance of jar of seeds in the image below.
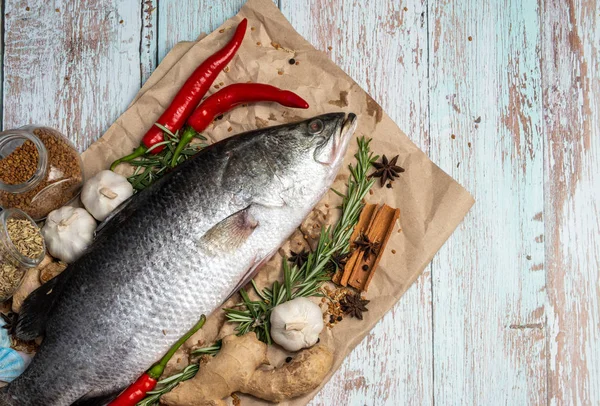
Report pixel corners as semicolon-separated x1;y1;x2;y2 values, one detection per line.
0;208;46;301
0;126;83;220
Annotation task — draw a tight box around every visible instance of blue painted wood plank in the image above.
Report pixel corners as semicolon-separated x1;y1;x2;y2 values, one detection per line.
2;0;143;151
428;0;546;404
541;1;600;404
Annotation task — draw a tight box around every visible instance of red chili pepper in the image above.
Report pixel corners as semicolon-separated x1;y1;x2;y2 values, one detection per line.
110;18;248;170
169;83;309;166
108;315;206;406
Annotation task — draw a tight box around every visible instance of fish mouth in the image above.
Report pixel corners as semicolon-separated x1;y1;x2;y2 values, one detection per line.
328;113;357;166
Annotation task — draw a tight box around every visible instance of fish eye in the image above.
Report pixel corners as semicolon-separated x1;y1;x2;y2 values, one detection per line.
308;119;324;135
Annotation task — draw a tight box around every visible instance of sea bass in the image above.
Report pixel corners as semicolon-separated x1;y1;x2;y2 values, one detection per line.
1;112;357;405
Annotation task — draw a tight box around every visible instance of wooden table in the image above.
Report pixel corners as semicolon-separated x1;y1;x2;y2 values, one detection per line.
1;1;598;404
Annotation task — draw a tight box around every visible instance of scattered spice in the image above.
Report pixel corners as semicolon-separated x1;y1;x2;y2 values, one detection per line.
277;70;284;75
0;127;83;220
271;41;281;49
25;6;30;11
295;61;300;65
327;46;332;51
289;249;309;268
468;36;473;41
251;26;255;31
224;66;230;73
362;264;369;271
219;29;225;33
256;41;261;46
340;293;370;320
369;154;404;187
231;393;241;406
55;8;60;12
6;218;44;259
285;356;292;363
289;58;296;65
474;116;481;123
451;134;456;139
119;19;124;24
228;127;233;132
386;183;392;189
391;249;397;254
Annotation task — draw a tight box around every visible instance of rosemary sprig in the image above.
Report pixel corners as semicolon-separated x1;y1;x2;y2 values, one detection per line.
224;136;377;343
127;125;207;191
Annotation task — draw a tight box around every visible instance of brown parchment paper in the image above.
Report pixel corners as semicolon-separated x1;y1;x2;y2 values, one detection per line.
80;0;474;404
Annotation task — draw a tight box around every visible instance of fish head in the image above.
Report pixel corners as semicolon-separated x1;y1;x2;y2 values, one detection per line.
262;112;357;207
309;112;357;170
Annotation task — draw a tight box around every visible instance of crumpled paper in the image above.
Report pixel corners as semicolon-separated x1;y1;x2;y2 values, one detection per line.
80;0;474;404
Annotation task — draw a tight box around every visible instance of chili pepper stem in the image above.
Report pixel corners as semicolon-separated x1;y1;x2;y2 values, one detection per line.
170;126;199;167
147;315;206;379
110;146;148;171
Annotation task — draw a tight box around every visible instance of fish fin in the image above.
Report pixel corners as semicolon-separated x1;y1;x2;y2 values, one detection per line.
72;389;124;406
14;266;73;341
199;207;258;254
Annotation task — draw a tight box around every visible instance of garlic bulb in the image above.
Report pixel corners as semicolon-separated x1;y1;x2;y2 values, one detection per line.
270;297;324;352
81;170;133;221
41;207;96;263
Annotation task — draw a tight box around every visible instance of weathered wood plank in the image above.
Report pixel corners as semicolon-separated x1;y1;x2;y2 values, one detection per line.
541;1;600;404
156;0;248;63
428;0;547;403
2;0;142;151
282;1;432;404
140;0;158;85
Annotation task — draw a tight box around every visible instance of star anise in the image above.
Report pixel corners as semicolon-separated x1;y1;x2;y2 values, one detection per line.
288;249;309;268
340;293;370;320
370;154;404;187
353;233;380;260
1;311;19;336
325;251;350;273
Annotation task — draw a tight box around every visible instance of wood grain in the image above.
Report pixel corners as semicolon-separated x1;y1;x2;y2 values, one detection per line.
428;0;547;403
541;0;600;404
0;0;599;404
2;0;142;150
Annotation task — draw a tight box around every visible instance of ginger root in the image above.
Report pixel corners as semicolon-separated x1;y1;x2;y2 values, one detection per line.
161;332;334;406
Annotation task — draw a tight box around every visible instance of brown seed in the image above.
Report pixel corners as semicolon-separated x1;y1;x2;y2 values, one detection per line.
451;134;456;139
468;142;472;148
0;128;83;219
25;6;30;11
227;127;233;132
256;41;261;46
468;36;473;41
327;46;332;51
55;8;60;12
404;7;408;11
251;26;256;31
295;61;300;65
278;70;283;75
219;29;225;33
224;66;230;73
119;20;124;24
391;249;397;254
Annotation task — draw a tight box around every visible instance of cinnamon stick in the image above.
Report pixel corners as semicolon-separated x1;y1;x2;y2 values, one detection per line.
332;203;378;285
348;204;400;291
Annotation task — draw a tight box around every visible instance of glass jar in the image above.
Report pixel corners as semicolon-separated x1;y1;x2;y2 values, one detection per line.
0;126;83;220
0;209;46;301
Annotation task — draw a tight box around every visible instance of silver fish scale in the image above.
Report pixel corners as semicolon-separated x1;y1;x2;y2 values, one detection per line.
3;113;349;405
